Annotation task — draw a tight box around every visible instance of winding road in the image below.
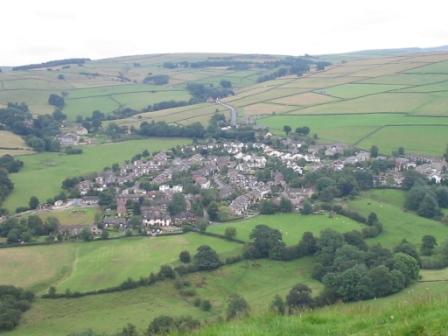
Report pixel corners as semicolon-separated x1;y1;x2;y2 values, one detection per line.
217;99;238;127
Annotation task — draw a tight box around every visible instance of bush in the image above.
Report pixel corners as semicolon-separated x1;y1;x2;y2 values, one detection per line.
201;300;212;311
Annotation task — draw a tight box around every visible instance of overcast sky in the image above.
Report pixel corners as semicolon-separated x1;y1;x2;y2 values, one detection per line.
2;0;447;65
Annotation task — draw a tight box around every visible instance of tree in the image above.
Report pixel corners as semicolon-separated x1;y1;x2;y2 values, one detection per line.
297;232;318;256
226;294;250;320
286;283;313;312
224;227;237;240
420;235;437;256
48;94;65;109
201;300;212;311
398;147;405;156
368;265;394;297
444;144;448;162
300;200;313;215
246;225;285;259
146;315;175;336
394;240;420;262
435;186;448;208
179;250;191;263
193;245;221;270
295;126;310;136
283;125;292;136
120;323;138;336
207;201;219;221
79;228;93;241
158;265;176;279
100;230;109;239
168;193;186;216
417;194;440;218
28;196;40;210
270;294;285;315
393;253;419;285
279;197;293;212
370;145;379;158
220;79;232;88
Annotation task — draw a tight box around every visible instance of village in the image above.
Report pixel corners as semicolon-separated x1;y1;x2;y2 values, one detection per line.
38;134;447;239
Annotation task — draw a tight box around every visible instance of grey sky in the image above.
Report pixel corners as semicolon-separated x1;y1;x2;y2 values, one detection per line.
2;0;447;65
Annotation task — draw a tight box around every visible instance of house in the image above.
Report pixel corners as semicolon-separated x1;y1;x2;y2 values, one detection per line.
229;194;251;216
141;207;171;227
90;225;103;235
172;211;197;226
192;175;210;189
116;197;127;217
75;126;88;136
81;196;99;205
103;217;127;229
58;133;79;146
53;200;64;208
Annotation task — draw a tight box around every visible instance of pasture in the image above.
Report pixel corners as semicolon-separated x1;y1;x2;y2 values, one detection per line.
258;113;448;155
347;189;448;247
207;213;362;245
0;130;33;156
3;137;191;212
6;258;319;336
0;53;272;120
0;233;242;293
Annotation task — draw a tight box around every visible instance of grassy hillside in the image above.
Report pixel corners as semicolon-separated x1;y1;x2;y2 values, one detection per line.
3;137;190;212
5;258;319;336
0;130;34;156
185;274;448;336
216;52;448;156
0;53;279;120
0;233;242;293
347;189;448;247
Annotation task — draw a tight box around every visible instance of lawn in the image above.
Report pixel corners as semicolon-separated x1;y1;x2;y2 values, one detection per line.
7;258;319;336
347;189;448;247
207;213;362;245
3;138;191;212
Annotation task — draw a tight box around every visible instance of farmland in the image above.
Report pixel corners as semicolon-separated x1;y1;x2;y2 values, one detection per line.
208;213;361;245
0;233;242;293
258;113;448;155
0;130;33;156
5;258;319;336
3;137;191;212
0;54;280;120
217;52;448;156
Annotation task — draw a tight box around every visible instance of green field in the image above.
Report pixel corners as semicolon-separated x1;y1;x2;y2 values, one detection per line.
347;189;448;247
0;54;278;120
207;213;362;245
3;138;191;212
323;83;408;98
6;258;319;336
357;125;448;156
257;113;448;155
0;233;242;293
